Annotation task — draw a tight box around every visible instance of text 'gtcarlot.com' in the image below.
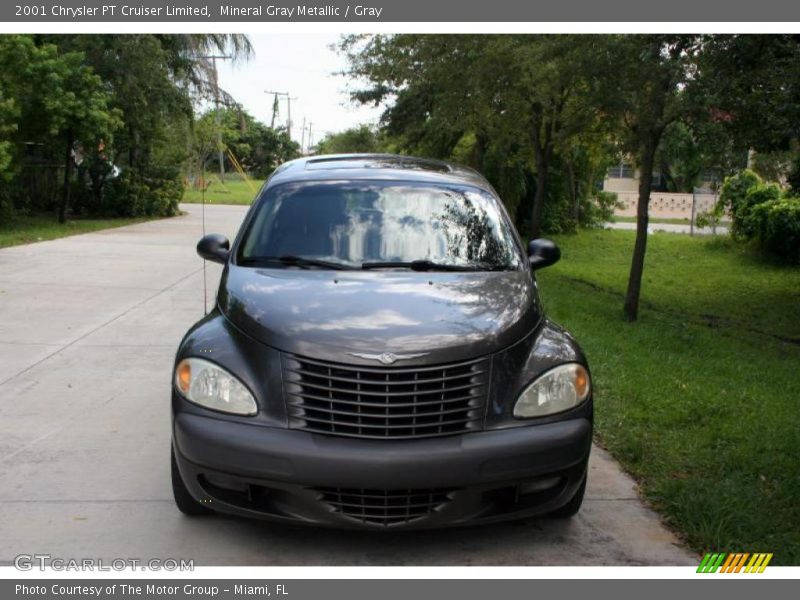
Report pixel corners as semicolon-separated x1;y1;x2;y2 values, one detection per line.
13;554;194;571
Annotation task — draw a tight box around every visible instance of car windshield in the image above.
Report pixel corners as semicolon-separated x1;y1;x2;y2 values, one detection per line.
238;181;523;270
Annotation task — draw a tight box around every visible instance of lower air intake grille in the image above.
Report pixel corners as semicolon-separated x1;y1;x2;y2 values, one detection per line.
314;487;453;526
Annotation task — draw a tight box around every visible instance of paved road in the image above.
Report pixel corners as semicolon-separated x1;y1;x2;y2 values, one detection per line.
606;221;729;235
0;204;695;566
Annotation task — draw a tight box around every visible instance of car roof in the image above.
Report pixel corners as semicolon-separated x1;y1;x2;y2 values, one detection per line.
265;154;497;194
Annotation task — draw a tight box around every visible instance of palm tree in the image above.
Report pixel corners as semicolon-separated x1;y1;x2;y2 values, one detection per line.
156;34;253;106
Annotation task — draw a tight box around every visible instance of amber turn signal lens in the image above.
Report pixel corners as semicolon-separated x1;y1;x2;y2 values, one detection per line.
176;360;191;393
173;357;257;416
575;367;589;399
514;363;591;419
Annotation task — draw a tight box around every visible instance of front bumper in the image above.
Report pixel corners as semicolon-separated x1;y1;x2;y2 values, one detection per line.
173;412;592;529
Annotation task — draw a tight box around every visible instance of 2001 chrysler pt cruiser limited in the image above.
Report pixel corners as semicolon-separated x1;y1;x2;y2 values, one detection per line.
171;154;592;529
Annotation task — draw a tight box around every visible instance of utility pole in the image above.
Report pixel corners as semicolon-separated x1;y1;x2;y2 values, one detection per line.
270;93;279;129
265;91;289;132
264;90;297;139
307;122;313;152
200;54;231;183
286;94;297;140
300;116;307;154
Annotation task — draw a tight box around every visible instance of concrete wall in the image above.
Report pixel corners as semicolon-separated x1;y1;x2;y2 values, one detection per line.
613;191;718;219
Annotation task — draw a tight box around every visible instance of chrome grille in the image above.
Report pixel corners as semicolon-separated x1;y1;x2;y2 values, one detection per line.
282;353;489;439
315;487;453;526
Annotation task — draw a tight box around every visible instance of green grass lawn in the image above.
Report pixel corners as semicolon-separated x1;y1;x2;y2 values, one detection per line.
0;213;155;249
537;229;800;563
612;216;732;226
182;177;264;205
550;229;800;341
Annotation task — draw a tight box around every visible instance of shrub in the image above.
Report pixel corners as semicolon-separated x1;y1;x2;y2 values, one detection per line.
584;190;619;227
537;176;618;235
738;182;781;238
694;207;722;230
103;170;182;218
541;196;577;234
718;169;763;238
746;197;800;263
0;189;13;224
715;169;800;262
719;169;761;211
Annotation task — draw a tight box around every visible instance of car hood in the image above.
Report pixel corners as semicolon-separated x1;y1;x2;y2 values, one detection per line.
218;266;541;365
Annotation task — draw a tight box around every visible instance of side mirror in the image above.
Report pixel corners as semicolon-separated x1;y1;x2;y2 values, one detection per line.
197;233;230;264
527;238;561;270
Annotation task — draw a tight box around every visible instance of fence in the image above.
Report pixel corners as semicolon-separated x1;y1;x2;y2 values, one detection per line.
613;191;719;219
613;188;724;234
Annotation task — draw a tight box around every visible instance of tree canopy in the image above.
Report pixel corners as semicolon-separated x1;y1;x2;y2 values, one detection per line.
192;106;300;179
341;34;800;319
313;124;387;155
0;34;252;222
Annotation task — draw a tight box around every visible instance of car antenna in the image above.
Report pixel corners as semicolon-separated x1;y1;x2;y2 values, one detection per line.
201;169;208;315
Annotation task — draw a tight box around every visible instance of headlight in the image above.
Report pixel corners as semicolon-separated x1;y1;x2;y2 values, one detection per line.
174;357;257;416
513;363;590;419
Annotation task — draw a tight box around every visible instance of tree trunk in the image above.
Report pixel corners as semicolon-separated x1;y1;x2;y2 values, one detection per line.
128;124;140;169
530;145;549;240
469;132;487;172
623;136;658;321
565;158;579;225
59;132;74;224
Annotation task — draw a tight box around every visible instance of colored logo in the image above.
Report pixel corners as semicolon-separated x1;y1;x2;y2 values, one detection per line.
697;552;773;573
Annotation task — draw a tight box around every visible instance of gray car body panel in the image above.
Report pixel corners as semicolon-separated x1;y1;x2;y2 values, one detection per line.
172;154;592;528
218;153;537;366
217;268;541;366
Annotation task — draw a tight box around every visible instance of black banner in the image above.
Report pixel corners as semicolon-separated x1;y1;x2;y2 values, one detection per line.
3;579;795;600
4;0;800;22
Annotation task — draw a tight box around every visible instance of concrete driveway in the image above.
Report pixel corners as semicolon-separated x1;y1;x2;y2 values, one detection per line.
0;204;695;566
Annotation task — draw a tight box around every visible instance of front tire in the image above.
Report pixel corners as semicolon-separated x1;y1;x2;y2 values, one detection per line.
549;474;586;518
171;446;213;516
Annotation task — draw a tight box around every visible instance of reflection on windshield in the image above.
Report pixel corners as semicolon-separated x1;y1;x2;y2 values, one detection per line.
239;182;522;269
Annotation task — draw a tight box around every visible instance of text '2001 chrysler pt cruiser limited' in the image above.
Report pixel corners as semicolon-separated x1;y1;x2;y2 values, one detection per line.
171;154;592;529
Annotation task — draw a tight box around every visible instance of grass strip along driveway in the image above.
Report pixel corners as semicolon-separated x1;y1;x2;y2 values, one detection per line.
537;229;800;563
182;178;263;205
0;213;153;249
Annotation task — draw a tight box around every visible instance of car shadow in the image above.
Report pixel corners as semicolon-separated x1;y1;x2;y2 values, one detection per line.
196;511;601;566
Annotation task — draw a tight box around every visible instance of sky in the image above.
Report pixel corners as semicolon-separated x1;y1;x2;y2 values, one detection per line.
214;34;384;151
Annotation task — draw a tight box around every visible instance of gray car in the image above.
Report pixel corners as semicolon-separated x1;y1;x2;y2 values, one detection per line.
171;154;592;529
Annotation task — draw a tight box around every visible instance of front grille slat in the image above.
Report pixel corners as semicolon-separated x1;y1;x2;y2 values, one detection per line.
285;367;487;386
287;355;485;374
289;404;477;421
287;391;483;409
285;379;484;397
282;353;489;440
315;486;453;526
297;414;481;430
322;499;445;510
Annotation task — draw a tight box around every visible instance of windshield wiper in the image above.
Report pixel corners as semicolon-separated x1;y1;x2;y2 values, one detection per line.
360;259;512;272
240;255;358;270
